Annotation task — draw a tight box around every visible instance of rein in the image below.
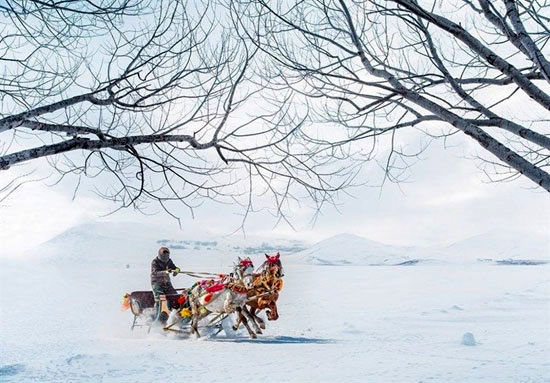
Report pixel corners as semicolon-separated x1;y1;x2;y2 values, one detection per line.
178;270;225;279
227;282;249;294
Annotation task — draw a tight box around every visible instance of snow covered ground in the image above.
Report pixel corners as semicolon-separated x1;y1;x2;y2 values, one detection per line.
1;222;549;382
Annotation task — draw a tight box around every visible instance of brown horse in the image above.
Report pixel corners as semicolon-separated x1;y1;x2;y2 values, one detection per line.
233;253;284;332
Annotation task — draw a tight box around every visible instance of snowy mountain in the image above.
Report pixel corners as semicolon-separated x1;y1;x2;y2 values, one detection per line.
23;222;549;267
290;231;549;266
442;230;550;264
25;221;185;266
289;233;431;266
24;220;308;269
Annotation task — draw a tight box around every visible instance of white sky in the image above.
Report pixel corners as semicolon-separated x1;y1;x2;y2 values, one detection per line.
1;131;548;256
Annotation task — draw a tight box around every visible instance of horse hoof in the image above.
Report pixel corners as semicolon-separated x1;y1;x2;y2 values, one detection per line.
232;325;238;331
256;330;262;334
259;323;266;330
251;333;257;339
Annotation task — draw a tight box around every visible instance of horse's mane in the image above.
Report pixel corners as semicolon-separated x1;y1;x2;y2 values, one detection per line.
258;259;284;278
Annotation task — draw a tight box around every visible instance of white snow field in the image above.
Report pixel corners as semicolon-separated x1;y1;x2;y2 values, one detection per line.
1;222;549;382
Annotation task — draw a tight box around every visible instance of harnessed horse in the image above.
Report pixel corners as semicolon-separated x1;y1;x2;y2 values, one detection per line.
188;257;259;338
234;253;284;332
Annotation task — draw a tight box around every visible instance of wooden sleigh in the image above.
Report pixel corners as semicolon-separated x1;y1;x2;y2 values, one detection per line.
122;289;228;336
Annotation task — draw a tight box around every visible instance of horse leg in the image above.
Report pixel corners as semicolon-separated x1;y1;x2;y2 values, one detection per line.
189;299;201;338
245;306;263;332
236;307;256;339
221;293;240;331
190;314;200;338
232;314;242;331
233;307;261;333
250;307;266;329
267;302;279;321
243;306;262;334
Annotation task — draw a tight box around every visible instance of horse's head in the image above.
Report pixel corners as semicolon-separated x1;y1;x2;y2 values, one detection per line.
263;252;283;278
235;256;255;289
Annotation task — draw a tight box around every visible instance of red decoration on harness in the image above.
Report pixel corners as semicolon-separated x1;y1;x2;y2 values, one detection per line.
266;253;280;264
178;295;186;305
231;285;248;294
205;283;226;293
204;293;214;303
239;257;253;268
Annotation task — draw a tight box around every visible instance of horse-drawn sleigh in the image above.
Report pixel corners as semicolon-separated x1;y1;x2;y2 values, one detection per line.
122;253;284;339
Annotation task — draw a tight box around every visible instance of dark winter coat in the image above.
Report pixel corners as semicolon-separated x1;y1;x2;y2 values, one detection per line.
151;256;178;286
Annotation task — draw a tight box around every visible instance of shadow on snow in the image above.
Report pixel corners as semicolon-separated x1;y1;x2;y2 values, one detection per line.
208;336;336;344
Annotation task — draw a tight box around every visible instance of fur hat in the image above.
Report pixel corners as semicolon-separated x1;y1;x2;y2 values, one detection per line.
158;246;170;262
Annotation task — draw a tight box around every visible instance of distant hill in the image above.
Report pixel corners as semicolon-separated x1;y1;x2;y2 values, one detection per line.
290;231;549;266
25;221;549;267
442;230;549;264
289;233;432;266
25;220;308;268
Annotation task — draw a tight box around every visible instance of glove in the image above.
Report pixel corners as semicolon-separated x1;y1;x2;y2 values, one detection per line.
172;267;180;277
164;269;171;274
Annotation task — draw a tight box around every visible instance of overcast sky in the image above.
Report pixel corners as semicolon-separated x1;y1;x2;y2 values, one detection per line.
1;129;548;256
